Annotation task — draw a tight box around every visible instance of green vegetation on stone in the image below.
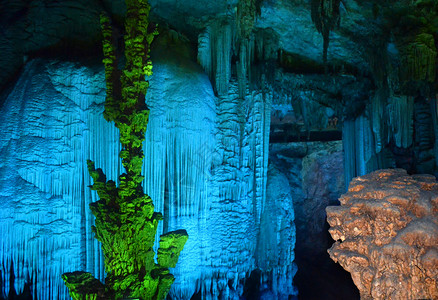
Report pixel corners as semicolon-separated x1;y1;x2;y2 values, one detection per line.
62;0;188;299
62;272;106;300
384;0;438;85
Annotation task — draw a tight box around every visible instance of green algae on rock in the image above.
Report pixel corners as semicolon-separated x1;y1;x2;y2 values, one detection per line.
62;0;188;299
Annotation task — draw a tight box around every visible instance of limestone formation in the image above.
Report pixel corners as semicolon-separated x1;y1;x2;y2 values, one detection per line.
327;169;438;300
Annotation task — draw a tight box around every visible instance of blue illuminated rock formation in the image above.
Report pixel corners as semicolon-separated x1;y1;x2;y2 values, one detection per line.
1;0;437;299
0;31;297;299
0;59;113;299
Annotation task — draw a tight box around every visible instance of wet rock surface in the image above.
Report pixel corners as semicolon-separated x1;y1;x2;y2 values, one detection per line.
327;169;438;300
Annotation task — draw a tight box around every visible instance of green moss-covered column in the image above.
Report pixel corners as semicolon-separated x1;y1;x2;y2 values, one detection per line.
62;0;188;299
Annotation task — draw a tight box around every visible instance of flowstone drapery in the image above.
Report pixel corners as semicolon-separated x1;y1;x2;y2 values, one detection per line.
62;1;188;299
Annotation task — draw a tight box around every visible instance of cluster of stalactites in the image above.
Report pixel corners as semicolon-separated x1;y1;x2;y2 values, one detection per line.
343;93;415;187
345;0;438;186
236;0;259;98
237;0;257;40
197;18;233;96
371;90;414;151
310;0;341;64
197;0;263;98
63;0;188;299
398;33;437;83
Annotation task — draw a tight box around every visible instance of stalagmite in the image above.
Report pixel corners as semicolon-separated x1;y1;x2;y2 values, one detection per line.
327;169;438;299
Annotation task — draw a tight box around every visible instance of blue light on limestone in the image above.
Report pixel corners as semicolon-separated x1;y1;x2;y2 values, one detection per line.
0;35;297;299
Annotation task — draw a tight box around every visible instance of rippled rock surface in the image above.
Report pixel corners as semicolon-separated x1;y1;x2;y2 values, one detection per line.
327;169;438;300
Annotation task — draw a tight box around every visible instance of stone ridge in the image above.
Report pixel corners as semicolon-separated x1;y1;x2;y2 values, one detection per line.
327;169;438;300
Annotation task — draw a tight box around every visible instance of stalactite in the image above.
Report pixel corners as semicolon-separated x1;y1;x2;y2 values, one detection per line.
343;114;388;190
197;19;234;96
310;0;341;64
371;89;387;153
142;78;289;299
236;0;257;98
237;39;255;99
354;116;367;176
388;95;414;148
201;81;277;297
198;1;263;98
342;120;356;190
197;28;213;81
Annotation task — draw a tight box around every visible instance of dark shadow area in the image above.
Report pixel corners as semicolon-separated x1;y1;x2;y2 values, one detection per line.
0;63;25;108
242;269;298;300
0;262;34;300
270;127;342;143
242;269;262;300
293;220;360;300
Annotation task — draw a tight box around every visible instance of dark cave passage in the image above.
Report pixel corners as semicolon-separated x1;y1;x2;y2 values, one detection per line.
293;221;360;300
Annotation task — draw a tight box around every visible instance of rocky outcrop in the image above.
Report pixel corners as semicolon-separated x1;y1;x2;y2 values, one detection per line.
327;169;438;300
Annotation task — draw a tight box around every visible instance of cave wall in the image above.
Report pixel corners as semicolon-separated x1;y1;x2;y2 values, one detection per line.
0;0;437;299
343;94;438;188
0;59;113;299
0;32;297;299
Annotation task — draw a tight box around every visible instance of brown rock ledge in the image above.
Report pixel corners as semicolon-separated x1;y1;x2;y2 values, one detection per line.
327;169;438;300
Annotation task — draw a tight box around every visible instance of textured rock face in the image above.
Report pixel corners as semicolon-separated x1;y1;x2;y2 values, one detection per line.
0;31;296;299
300;143;345;255
0;0;390;93
0;59;117;299
260;164;297;297
327;169;438;300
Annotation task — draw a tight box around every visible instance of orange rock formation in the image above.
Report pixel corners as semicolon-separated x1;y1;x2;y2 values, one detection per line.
327;169;438;300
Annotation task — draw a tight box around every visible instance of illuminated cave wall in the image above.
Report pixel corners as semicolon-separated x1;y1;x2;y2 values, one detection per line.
0;0;437;299
0;59;113;299
343;96;438;188
0;32;296;299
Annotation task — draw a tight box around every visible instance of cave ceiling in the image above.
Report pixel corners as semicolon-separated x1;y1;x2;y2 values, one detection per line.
0;0;436;107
